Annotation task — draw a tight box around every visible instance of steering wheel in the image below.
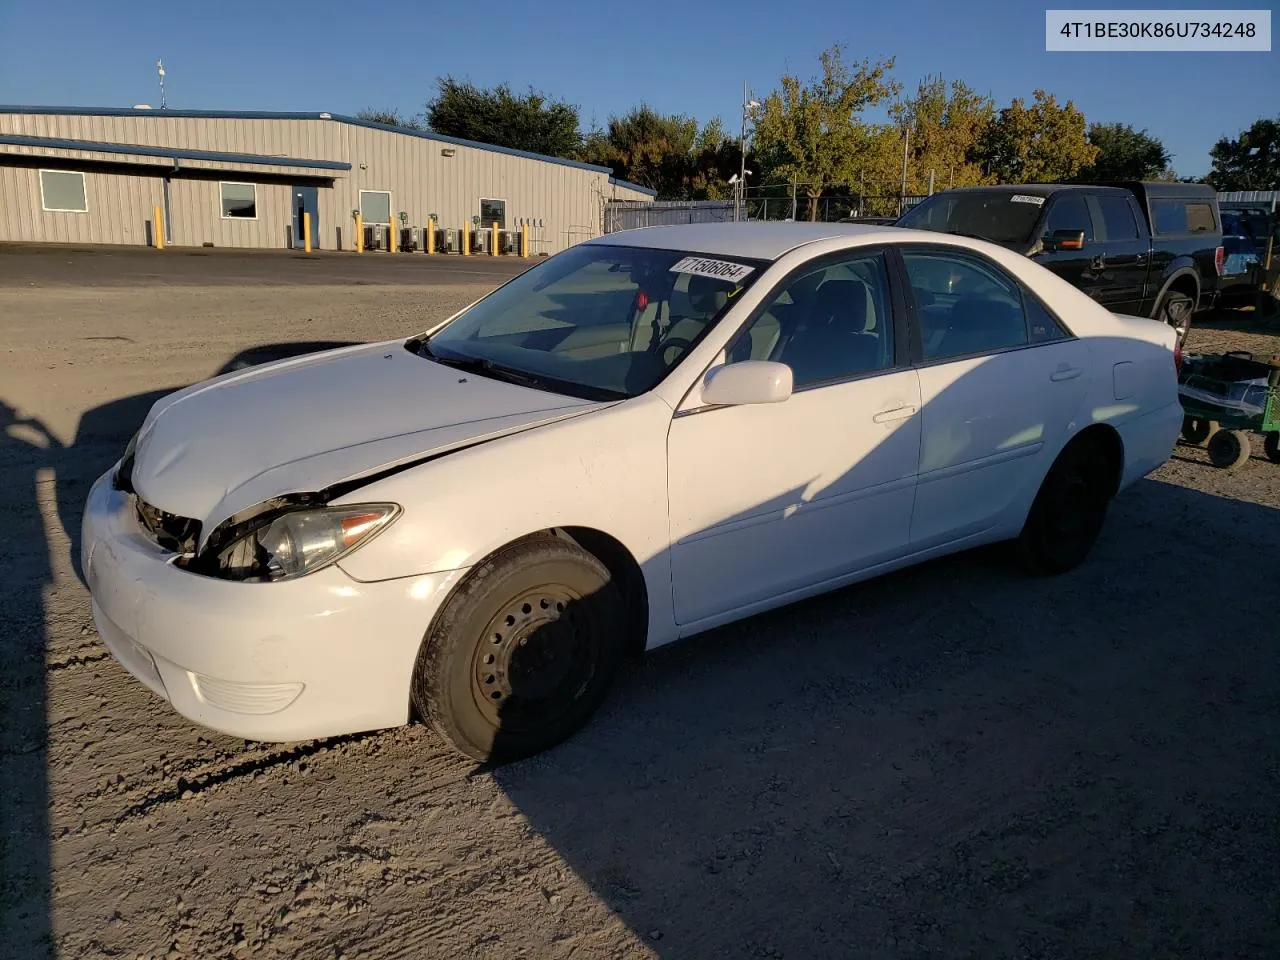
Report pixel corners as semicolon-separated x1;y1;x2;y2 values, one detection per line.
655;335;695;366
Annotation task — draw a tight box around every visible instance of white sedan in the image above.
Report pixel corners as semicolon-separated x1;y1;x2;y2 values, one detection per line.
83;223;1182;761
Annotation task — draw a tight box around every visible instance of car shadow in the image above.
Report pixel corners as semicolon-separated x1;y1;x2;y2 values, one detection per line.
488;477;1280;958
0;339;357;958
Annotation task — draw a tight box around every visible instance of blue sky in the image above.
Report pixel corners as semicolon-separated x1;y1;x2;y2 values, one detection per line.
0;0;1274;176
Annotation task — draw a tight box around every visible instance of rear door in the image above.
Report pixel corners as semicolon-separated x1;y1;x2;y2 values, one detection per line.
899;245;1092;549
1092;192;1152;315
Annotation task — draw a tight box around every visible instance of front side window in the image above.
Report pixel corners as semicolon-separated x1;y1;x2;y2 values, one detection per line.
421;244;764;399
359;190;391;226
902;250;1029;361
1042;194;1095;242
479;198;507;229
727;251;895;387
40;170;87;212
220;182;256;219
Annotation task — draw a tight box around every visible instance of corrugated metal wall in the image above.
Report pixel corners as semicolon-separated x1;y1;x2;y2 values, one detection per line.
0;111;650;254
0;164;161;245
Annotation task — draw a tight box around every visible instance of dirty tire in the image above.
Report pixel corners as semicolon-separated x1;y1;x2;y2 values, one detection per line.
1263;431;1280;464
411;534;626;763
1154;289;1194;348
1180;416;1214;446
1018;435;1113;576
1207;429;1251;471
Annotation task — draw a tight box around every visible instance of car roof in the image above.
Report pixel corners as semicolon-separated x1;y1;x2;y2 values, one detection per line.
931;183;1131;198
584;221;920;260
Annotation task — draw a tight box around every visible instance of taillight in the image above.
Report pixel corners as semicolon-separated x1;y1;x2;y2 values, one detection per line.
1214;246;1225;276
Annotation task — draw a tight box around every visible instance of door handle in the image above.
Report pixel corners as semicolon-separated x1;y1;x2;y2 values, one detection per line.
1050;364;1083;382
873;405;917;423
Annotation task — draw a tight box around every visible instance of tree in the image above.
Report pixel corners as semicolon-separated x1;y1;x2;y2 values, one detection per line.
890;75;996;193
973;89;1098;184
425;77;582;158
579;106;738;200
1208;116;1280;191
356;109;423;129
1077;122;1171;181
752;45;900;220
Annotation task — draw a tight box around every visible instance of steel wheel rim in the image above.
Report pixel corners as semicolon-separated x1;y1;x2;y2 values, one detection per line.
470;584;597;732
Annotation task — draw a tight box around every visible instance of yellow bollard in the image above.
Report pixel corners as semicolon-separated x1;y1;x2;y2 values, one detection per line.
491;221;499;256
303;212;312;254
426;217;435;255
389;219;397;254
462;220;470;256
153;205;164;249
521;221;529;258
356;214;363;253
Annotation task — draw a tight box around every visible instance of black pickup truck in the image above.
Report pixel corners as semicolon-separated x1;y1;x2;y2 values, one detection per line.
895;181;1224;344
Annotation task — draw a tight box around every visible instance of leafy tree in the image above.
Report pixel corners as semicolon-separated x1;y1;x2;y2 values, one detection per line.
890;75;996;193
973;89;1098;183
425;77;582;158
1077;122;1171;181
1208;116;1280;191
752;45;900;220
356;109;423;129
580;106;739;200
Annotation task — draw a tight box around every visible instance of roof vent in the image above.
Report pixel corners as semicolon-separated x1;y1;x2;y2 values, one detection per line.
319;112;332;119
132;104;153;110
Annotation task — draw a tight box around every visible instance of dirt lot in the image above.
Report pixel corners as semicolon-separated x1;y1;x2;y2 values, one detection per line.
2;250;1279;960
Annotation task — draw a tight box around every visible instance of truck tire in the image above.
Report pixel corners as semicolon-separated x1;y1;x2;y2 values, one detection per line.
1153;289;1194;348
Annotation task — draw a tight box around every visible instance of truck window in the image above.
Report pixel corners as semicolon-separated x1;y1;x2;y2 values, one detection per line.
1150;199;1218;235
1042;194;1095;242
1098;195;1139;241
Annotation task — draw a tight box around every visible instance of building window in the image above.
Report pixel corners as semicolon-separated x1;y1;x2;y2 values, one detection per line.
40;170;87;213
360;190;391;226
221;182;257;219
479;198;507;229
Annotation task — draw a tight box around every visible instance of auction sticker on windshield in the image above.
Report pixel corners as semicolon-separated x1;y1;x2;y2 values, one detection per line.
1011;194;1046;205
670;256;755;283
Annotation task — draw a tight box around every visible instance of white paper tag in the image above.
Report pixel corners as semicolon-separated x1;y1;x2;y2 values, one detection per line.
669;256;755;284
1010;194;1046;206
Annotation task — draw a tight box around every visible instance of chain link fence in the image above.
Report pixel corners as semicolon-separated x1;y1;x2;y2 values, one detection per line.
603;200;737;233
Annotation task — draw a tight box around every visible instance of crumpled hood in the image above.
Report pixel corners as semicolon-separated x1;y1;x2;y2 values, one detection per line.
130;340;605;542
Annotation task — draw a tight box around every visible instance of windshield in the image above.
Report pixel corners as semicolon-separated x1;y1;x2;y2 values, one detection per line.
419;243;765;400
897;192;1046;245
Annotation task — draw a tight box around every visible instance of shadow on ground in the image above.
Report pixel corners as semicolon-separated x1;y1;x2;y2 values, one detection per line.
492;478;1280;958
0;340;357;958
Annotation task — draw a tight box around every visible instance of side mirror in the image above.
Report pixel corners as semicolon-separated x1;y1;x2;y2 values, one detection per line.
701;361;793;406
1043;228;1086;251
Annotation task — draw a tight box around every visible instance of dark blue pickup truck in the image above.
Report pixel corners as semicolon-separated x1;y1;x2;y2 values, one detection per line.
895;181;1224;345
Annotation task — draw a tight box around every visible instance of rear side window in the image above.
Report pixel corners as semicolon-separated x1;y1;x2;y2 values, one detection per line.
1151;199;1218;235
1098;195;1139;241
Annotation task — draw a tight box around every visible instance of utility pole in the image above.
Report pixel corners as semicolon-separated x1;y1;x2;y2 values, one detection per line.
156;59;167;109
790;176;797;220
737;82;760;223
899;123;910;215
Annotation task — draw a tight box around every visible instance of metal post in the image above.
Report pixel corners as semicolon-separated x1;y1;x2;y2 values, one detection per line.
303;212;312;253
491;221;499;256
737;80;748;222
521;221;529;257
427;216;436;255
899;124;910;214
928;169;935;196
462;219;470;256
790;177;797;220
153;205;164;249
389;219;397;254
355;214;363;253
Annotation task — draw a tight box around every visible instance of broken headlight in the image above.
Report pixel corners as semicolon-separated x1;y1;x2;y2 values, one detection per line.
213;504;400;582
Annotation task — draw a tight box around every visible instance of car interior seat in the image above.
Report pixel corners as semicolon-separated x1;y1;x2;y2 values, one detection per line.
773;278;881;382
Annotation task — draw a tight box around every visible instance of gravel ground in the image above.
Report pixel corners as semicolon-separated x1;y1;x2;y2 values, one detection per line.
2;258;1278;960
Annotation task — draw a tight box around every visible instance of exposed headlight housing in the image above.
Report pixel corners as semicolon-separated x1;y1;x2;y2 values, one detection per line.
211;503;400;582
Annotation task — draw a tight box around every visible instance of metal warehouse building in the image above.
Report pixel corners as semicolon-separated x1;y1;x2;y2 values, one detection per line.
0;106;656;255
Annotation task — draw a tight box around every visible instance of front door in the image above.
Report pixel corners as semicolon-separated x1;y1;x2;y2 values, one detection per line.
901;246;1092;548
667;248;922;626
291;185;319;249
1031;192;1107;305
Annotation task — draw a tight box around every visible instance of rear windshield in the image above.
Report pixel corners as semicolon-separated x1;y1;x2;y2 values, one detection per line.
896;191;1045;244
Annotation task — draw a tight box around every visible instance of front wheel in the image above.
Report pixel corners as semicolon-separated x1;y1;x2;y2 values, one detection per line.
1018;436;1113;575
411;534;626;763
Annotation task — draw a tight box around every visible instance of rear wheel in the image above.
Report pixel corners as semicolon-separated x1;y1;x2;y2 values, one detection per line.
1180;416;1214;446
1018;436;1114;575
411;535;626;763
1266;432;1280;464
1207;429;1251;470
1154;289;1194;349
